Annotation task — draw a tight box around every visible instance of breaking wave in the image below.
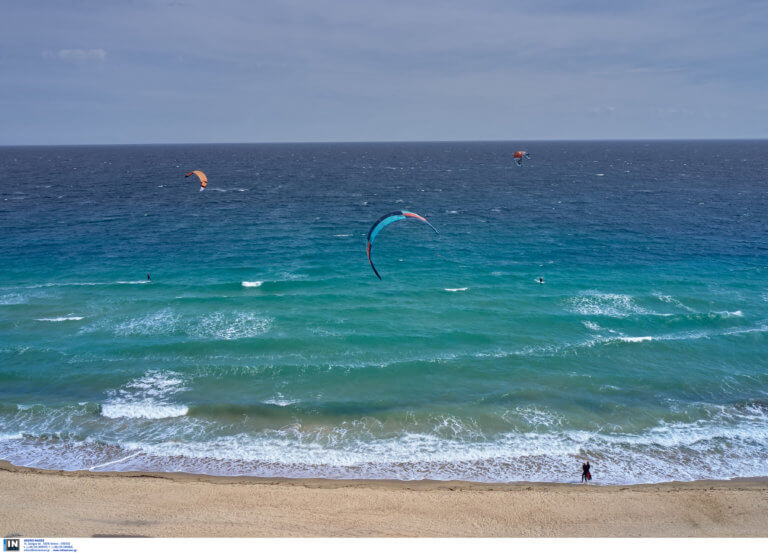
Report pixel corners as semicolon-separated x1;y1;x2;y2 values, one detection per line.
83;308;272;340
1;404;767;484
100;370;188;420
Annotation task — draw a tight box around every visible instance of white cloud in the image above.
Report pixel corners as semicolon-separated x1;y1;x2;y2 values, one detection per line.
53;49;107;62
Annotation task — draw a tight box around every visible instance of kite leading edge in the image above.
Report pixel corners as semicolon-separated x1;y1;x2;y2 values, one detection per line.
366;211;439;280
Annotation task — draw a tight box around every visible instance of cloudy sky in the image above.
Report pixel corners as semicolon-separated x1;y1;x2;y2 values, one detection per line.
2;0;767;144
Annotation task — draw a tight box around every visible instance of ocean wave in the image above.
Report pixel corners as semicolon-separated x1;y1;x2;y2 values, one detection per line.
195;312;272;340
2;397;768;484
444;287;469;292
568;292;748;322
509;407;563;429
263;394;298;407
0;293;28;305
101;370;188;420
475;323;768;360
653;293;696;312
566;292;653;317
35;316;84;322
241;281;263;288
110;308;179;336
2;411;767;484
85;308;272;340
101;403;188;419
25;281;148;288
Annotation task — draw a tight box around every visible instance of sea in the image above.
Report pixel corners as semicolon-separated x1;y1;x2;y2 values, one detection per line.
1;140;766;484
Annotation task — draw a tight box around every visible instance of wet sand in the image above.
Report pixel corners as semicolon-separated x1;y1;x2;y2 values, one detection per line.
2;460;767;537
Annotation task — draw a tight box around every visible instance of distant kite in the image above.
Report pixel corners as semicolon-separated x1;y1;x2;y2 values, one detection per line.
366;211;439;280
185;170;208;191
513;151;531;166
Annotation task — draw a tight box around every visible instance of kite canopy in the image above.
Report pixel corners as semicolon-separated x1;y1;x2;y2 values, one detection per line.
185;170;208;191
512;151;531;166
366;211;439;280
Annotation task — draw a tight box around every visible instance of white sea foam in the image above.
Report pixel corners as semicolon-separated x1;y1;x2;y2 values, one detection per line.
277;272;307;281
101;403;189;419
567;292;651;317
35;316;84;322
87;308;272;340
4;403;768;484
89;452;142;471
0;293;26;305
110;308;179;336
241;281;263;288
618;336;653;343
582;321;601;331
91;412;768;483
444;287;469;292
653;293;695;312
27;280;148;288
717;310;743;318
101;370;188;420
194;312;272;340
263;394;298;407
512;407;563;428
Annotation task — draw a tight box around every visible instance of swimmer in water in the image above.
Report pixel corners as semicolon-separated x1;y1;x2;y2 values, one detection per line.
539;276;544;284
147;274;151;281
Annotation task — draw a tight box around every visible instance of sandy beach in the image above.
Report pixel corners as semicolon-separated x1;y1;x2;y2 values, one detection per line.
1;461;767;537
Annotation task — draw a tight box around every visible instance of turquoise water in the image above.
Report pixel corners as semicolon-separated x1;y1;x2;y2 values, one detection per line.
1;141;766;483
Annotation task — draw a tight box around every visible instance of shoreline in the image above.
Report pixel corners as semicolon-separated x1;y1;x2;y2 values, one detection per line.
3;460;768;537
3;459;768;490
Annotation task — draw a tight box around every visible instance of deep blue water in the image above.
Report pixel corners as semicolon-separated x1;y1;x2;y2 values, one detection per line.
0;140;766;483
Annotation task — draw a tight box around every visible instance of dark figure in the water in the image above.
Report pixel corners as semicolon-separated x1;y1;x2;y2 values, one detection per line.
539;276;544;284
581;461;591;484
147;274;151;281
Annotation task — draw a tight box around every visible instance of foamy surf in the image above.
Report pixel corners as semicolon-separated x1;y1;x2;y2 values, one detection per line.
3;406;768;484
0;293;27;305
242;281;263;288
35;316;84;322
100;402;189;419
101;370;188;420
27;281;148;288
444;287;469;292
263;394;298;407
567;292;653;317
85;308;272;339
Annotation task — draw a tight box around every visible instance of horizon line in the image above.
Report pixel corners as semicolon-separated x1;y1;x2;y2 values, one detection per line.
1;137;767;148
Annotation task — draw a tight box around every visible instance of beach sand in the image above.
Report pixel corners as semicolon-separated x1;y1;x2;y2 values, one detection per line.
1;461;767;537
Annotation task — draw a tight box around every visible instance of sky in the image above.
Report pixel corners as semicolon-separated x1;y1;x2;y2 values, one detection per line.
1;0;767;144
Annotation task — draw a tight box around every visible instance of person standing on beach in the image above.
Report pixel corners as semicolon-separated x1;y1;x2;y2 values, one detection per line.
581;461;591;484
